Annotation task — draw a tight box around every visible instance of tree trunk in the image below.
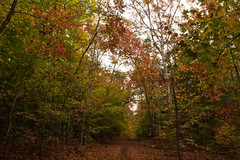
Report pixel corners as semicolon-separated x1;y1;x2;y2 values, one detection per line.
171;77;182;160
80;114;85;146
143;82;155;137
6;93;18;135
234;64;239;81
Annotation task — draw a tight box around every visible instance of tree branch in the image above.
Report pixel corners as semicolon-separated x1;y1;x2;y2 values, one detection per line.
215;33;240;65
74;3;101;75
0;0;18;35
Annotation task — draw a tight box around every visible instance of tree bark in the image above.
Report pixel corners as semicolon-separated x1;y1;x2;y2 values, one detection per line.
234;64;239;81
0;0;18;35
142;81;155;137
171;77;182;160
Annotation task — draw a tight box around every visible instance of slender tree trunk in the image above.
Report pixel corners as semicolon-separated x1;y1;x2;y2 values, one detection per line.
40;119;46;157
231;68;240;110
233;64;240;113
204;115;207;160
222;77;228;108
85;68;93;144
67;114;71;143
80;113;85;146
230;69;234;81
234;64;239;81
4;93;18;160
110;60;117;82
6;93;18;135
143;83;155;137
171;77;182;160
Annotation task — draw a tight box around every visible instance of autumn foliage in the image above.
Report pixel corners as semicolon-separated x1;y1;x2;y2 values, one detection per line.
0;0;239;159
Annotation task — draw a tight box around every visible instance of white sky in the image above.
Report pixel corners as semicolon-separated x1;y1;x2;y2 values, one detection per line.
101;0;199;112
102;0;198;72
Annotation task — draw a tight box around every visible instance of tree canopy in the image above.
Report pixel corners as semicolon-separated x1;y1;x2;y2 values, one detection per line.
0;0;239;159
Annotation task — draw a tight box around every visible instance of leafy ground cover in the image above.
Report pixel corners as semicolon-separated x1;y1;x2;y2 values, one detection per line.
1;138;230;160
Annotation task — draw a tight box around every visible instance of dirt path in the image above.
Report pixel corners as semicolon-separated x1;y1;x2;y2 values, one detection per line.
81;139;171;160
79;139;229;160
36;138;229;160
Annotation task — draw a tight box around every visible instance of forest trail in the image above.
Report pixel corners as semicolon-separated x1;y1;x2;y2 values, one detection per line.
81;139;167;160
77;139;228;160
1;138;230;160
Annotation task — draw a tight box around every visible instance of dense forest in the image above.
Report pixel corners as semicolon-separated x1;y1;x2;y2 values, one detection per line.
0;0;239;159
